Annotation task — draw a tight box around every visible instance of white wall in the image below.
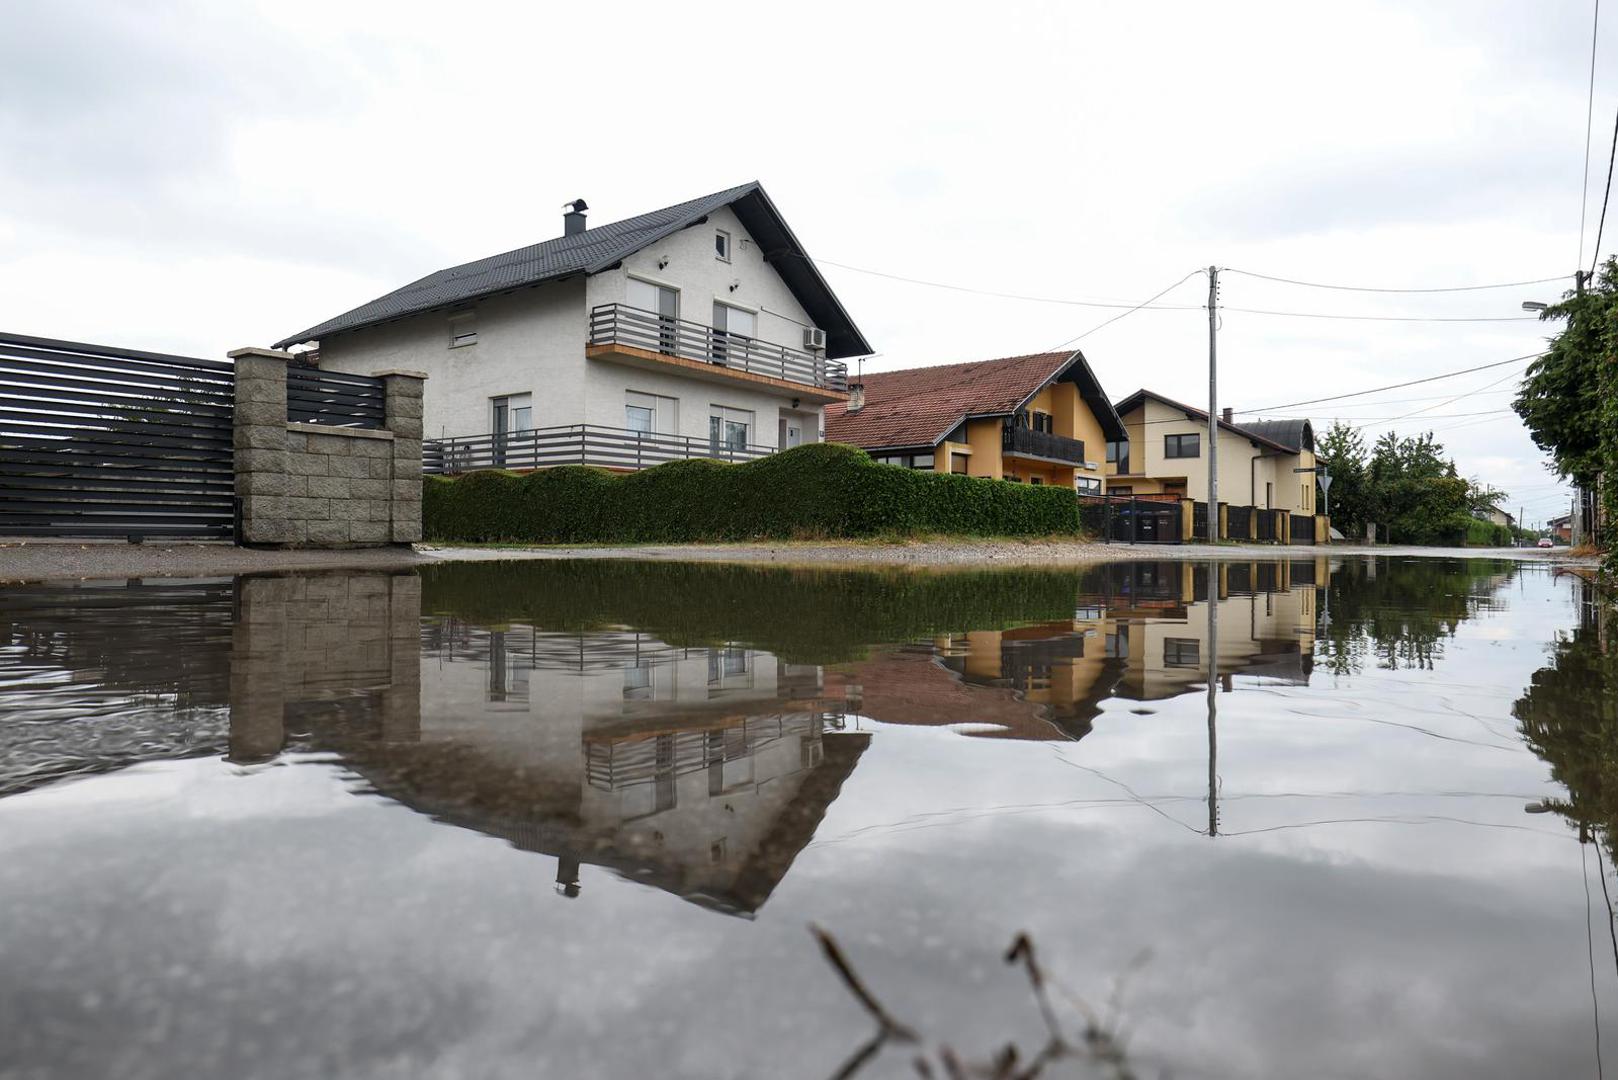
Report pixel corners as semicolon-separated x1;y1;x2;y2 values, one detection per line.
1127;399;1309;510
316;204;827;447
317;280;588;441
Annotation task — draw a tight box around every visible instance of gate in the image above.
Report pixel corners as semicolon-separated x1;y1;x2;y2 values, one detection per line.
1191;501;1209;541
0;332;236;539
1290;513;1315;544
1255;508;1277;542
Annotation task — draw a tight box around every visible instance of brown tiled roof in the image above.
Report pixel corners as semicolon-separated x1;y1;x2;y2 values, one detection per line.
825;351;1076;451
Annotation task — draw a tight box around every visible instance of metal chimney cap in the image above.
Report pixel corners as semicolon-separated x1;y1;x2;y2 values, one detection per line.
564;198;588;213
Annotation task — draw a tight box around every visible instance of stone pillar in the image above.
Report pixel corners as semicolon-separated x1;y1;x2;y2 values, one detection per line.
230;347;293;545
1217;503;1229;541
375;370;427;544
228;575;290;763
381;572;422;741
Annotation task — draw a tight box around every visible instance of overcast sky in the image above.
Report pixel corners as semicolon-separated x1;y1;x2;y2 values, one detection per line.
0;0;1602;525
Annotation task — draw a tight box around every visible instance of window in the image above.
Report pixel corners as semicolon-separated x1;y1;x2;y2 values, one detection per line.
1030;411;1053;434
1106;440;1131;474
1164;638;1200;668
1030;476;1044;485
1164;433;1200;459
448;311;477;348
626;391;677;435
492;393;533;435
712;302;756;363
911;453;934;470
951;453;970;474
626;278;679;352
715;230;731;261
1110;485;1134;496
1076;476;1102;495
1265;481;1273;509
709;405;754;453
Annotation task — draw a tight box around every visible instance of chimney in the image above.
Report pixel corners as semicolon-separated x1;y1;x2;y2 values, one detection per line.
1221;407;1233;424
563;198;588;236
846;383;865;412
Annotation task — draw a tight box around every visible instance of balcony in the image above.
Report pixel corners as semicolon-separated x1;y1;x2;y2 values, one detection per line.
1002;425;1087;466
587;303;848;402
425;423;775;474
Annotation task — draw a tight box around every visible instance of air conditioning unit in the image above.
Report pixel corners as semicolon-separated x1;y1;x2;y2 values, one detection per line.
802;326;827;351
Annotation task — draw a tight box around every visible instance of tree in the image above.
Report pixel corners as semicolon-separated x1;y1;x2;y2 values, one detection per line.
1316;421;1370;536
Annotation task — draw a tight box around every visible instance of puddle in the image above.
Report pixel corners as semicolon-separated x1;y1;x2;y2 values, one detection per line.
0;556;1612;1078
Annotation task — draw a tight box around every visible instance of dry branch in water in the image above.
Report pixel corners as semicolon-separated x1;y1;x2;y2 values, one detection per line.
813;926;1143;1080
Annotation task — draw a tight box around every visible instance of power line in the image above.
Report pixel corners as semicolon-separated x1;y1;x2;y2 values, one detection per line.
1364;367;1525;429
805;255;1542;322
1582;0;1603;270
1222;307;1536;324
1593;96;1618;275
1221;269;1571;294
1046;269;1206;350
1235;353;1542;413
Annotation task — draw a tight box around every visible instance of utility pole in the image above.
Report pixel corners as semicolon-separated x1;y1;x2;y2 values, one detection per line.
1207;266;1219;538
1206;561;1219;837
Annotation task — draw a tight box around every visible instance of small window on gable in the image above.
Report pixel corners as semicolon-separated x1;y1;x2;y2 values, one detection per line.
715;230;731;262
449;311;477;348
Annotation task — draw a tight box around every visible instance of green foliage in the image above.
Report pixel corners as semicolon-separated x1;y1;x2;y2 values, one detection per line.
1316;556;1518;673
418;559;1114;664
1514;598;1618;852
422;443;1080;544
1316;423;1508;545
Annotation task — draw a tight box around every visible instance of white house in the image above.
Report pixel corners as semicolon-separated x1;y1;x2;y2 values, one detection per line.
274;182;871;469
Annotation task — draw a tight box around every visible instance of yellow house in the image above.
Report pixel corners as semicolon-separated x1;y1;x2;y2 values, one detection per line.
823;350;1125;491
1106;389;1319;514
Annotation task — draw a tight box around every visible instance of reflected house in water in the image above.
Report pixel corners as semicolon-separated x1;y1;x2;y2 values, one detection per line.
409;619;868;914
840;559;1324;741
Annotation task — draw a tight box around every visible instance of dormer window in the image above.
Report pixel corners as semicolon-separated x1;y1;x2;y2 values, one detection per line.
715;230;731;262
448;311;477;348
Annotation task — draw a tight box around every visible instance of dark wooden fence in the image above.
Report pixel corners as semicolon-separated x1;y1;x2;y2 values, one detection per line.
0;332;236;539
1290;513;1315;544
286;366;385;428
1078;494;1183;544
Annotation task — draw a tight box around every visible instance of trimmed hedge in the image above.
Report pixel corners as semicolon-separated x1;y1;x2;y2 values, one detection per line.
423;442;1079;543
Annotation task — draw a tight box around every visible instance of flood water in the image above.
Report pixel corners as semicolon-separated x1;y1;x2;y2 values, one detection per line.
1;556;1614;1078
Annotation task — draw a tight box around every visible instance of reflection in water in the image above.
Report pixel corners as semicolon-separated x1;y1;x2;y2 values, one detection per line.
1;555;1613;1078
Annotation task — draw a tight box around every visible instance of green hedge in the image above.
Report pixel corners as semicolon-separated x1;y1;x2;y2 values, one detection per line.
422;442;1079;543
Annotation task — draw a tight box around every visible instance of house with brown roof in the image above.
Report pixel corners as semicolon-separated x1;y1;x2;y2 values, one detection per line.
1107;390;1319;516
823;350;1126;491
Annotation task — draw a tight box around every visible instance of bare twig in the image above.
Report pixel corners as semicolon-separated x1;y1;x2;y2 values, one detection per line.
812;924;918;1041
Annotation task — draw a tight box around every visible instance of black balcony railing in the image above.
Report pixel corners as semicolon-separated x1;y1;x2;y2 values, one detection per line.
425;423;776;474
1002;426;1086;464
588;303;847;392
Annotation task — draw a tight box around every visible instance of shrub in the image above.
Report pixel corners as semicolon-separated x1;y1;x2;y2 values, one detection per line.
422;442;1080;544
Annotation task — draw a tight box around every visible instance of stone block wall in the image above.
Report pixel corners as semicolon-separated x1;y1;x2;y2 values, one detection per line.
228;571;422;763
230;347;425;547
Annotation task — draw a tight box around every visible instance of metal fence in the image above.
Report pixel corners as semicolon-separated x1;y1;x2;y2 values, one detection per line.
1227;504;1251;539
286;366;386;428
1078;494;1183;544
425;424;776;474
1192;501;1209;541
0;331;236;539
1255;508;1278;542
1290;513;1316;544
588;303;848;391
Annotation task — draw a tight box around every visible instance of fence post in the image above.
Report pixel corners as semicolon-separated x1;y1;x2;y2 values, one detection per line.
375;369;426;544
229;346;293;546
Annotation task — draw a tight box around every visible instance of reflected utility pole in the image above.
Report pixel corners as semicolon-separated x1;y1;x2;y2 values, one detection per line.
1206;561;1219;837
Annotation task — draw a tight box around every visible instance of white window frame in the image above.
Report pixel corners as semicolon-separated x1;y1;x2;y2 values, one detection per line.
625;391;678;436
708;405;754;452
448;311;477;348
492;392;533;434
715;229;731;262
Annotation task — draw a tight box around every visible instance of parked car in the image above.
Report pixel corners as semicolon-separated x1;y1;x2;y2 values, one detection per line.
1537;537;1555;548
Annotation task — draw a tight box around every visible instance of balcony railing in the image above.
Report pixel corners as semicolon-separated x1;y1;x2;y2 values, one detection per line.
1002;426;1086;464
424;423;776;474
588;303;848;392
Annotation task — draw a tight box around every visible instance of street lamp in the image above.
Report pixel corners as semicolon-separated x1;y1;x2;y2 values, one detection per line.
1521;300;1549;312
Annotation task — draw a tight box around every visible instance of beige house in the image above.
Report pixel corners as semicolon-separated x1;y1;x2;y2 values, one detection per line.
1106;390;1318;514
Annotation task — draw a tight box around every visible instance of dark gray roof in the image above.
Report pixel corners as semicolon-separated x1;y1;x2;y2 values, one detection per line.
273;181;873;358
1113;389;1296;453
1237;418;1314;453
